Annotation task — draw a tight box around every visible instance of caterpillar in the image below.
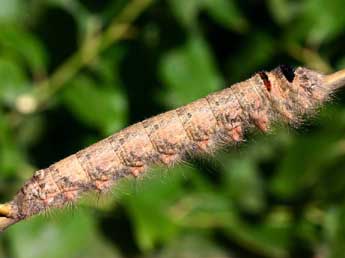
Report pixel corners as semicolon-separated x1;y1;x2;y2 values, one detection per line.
1;65;345;232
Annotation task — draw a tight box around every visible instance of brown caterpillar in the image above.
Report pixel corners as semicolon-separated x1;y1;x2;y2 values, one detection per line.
1;65;345;232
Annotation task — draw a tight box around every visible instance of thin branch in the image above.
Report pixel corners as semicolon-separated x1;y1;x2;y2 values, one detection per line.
324;69;345;90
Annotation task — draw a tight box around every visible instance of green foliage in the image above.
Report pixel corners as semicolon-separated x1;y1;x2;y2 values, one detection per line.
160;35;222;106
1;1;345;258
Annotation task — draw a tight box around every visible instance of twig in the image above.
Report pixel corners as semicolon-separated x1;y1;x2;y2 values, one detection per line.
324;69;345;90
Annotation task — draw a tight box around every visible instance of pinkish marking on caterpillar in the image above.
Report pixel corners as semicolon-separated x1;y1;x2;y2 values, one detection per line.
1;65;344;232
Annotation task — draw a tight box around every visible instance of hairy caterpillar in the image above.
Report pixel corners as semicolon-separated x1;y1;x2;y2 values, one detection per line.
1;65;345;232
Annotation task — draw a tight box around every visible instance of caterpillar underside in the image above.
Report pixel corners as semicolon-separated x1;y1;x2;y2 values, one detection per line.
1;65;341;232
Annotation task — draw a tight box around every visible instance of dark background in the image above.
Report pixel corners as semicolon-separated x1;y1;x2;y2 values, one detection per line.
1;0;345;258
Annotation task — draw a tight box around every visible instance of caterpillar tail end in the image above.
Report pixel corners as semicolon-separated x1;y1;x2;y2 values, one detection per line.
324;69;345;90
0;203;19;233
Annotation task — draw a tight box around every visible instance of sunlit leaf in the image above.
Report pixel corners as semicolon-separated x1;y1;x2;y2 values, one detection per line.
0;0;27;24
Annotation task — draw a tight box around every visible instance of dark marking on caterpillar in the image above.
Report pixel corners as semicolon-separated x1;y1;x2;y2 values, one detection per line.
258;71;272;91
279;64;296;83
2;66;331;222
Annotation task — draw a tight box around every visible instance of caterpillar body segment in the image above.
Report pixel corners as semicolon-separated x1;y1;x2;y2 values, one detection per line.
0;65;343;232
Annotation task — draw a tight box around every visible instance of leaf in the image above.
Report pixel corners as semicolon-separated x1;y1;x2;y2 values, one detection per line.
156;235;230;258
222;158;266;214
62;75;127;135
168;0;202;30
173;191;290;258
292;0;345;45
160;35;223;107
324;206;345;258
0;110;27;177
0;0;27;24
0;25;47;74
0;57;29;105
203;0;248;32
267;0;301;25
306;0;345;45
8;209;121;258
168;0;248;32
270;129;345;199
122;167;191;251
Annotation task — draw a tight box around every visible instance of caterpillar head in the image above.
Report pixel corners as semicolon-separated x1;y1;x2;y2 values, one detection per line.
277;65;328;104
257;65;328;124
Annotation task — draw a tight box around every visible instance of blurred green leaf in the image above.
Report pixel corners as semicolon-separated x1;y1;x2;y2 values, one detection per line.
168;0;201;30
122;167;191;251
222;158;266;214
268;0;301;25
0;0;27;24
0;57;29;105
203;0;248;32
62;75;127;135
270;126;345;199
156;235;230;258
0;25;47;74
169;0;248;32
0;111;27;177
305;0;345;45
160;35;223;107
8;209;121;258
173;191;290;258
290;0;345;46
324;206;345;258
